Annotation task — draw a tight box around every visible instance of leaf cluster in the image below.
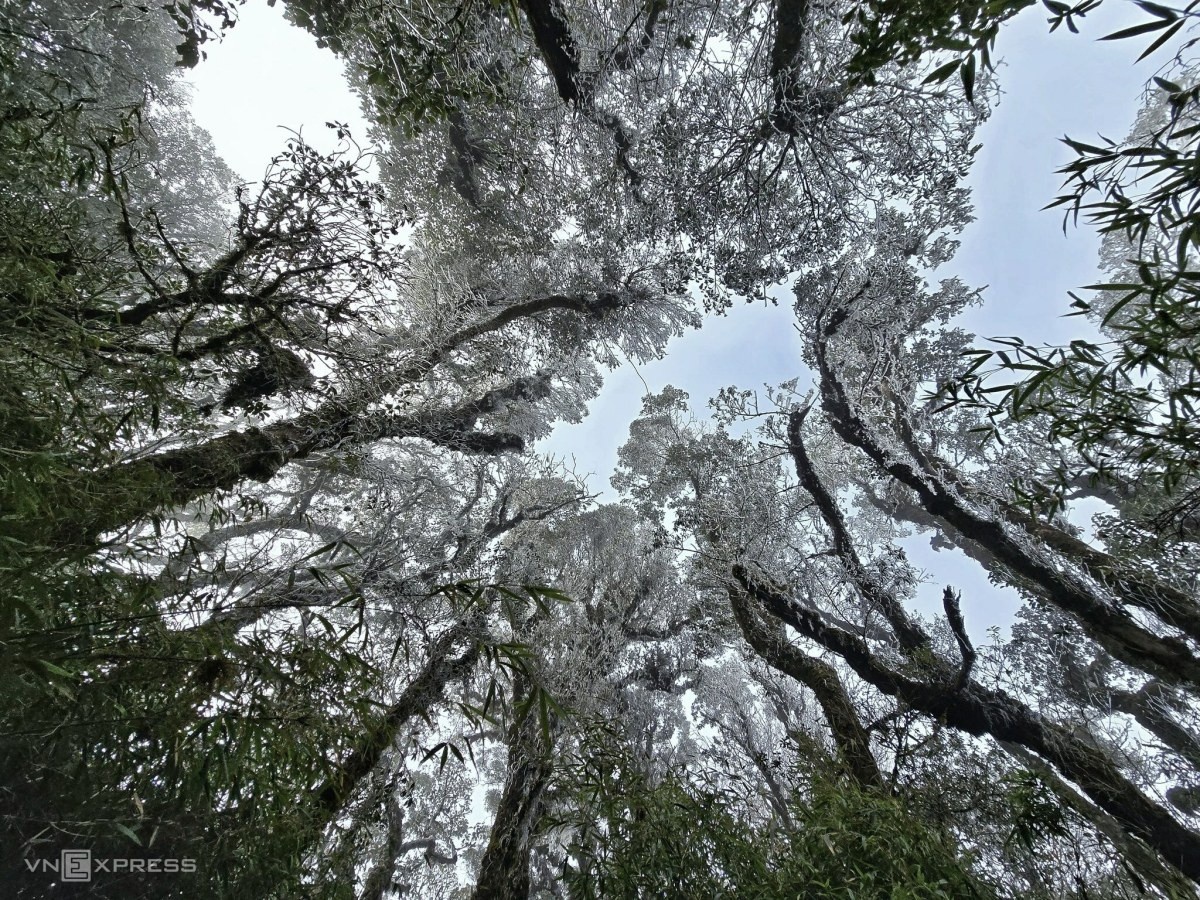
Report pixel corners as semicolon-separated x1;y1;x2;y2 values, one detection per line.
935;72;1200;530
559;736;994;899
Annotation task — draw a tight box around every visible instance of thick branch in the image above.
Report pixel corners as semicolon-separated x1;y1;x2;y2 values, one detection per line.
999;741;1199;899
62;375;549;547
1057;652;1200;789
941;586;975;689
518;0;583;104
312;618;481;822
895;403;1200;644
516;0;645;188
789;406;929;653
729;583;883;790
733;564;1200;885
1001;502;1200;645
396;838;457;866
607;0;667;72
1111;681;1200;774
89;234;270;328
768;0;810;133
447;110;484;207
59;287;617;546
814;334;1200;690
359;786;409;900
769;0;808;84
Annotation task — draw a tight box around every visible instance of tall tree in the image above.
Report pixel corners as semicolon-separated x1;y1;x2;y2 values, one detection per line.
5;0;1199;896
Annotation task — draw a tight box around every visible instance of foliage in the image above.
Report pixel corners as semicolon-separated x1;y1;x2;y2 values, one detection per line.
561;735;993;899
937;66;1200;535
844;0;1200;100
0;3;594;894
4;0;1200;896
283;0;512;130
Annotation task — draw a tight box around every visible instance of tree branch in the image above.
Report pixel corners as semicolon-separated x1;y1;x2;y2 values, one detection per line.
788;405;929;653
941;586;974;689
813;328;1200;690
60;375;551;547
732;563;1200;885
728;581;884;790
313;617;482;822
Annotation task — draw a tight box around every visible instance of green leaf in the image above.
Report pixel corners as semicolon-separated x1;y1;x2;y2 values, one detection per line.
1135;19;1183;61
923;60;961;85
960;53;977;103
36;659;74;679
1134;0;1180;20
113;822;143;846
1099;18;1172;41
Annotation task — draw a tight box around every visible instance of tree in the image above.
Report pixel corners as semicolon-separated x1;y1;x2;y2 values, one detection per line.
561;739;992;899
0;3;690;894
5;0;1200;896
613;374;1200;892
282;0;981;310
842;0;1200;100
941;64;1200;544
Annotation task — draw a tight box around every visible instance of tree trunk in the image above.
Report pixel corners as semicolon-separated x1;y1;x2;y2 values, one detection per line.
728;584;884;790
470;699;554;900
734;564;1200;885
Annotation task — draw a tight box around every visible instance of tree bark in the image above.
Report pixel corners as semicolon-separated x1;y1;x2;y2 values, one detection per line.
514;0;645;187
768;0;811;134
517;0;583;104
789;406;929;653
728;583;884;790
999;741;1198;899
58;376;548;548
50;288;629;550
470;697;555;900
1111;681;1200;773
312;618;482;825
998;501;1200;644
893;402;1200;644
814;332;1200;690
733;564;1200;885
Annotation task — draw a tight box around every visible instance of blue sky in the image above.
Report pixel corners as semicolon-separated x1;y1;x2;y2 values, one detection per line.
186;1;1169;638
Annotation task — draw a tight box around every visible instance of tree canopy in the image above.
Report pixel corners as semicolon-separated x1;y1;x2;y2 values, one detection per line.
2;0;1199;897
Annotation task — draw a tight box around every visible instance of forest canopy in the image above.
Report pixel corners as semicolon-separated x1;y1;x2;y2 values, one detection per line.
1;0;1199;897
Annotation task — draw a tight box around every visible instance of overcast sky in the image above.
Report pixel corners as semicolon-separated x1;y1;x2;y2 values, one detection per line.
186;1;1168;637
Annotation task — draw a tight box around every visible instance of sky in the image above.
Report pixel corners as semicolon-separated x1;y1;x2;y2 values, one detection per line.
188;4;370;179
185;1;1169;639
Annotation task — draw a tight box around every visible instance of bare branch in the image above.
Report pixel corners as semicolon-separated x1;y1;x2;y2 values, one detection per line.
940;586;974;689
